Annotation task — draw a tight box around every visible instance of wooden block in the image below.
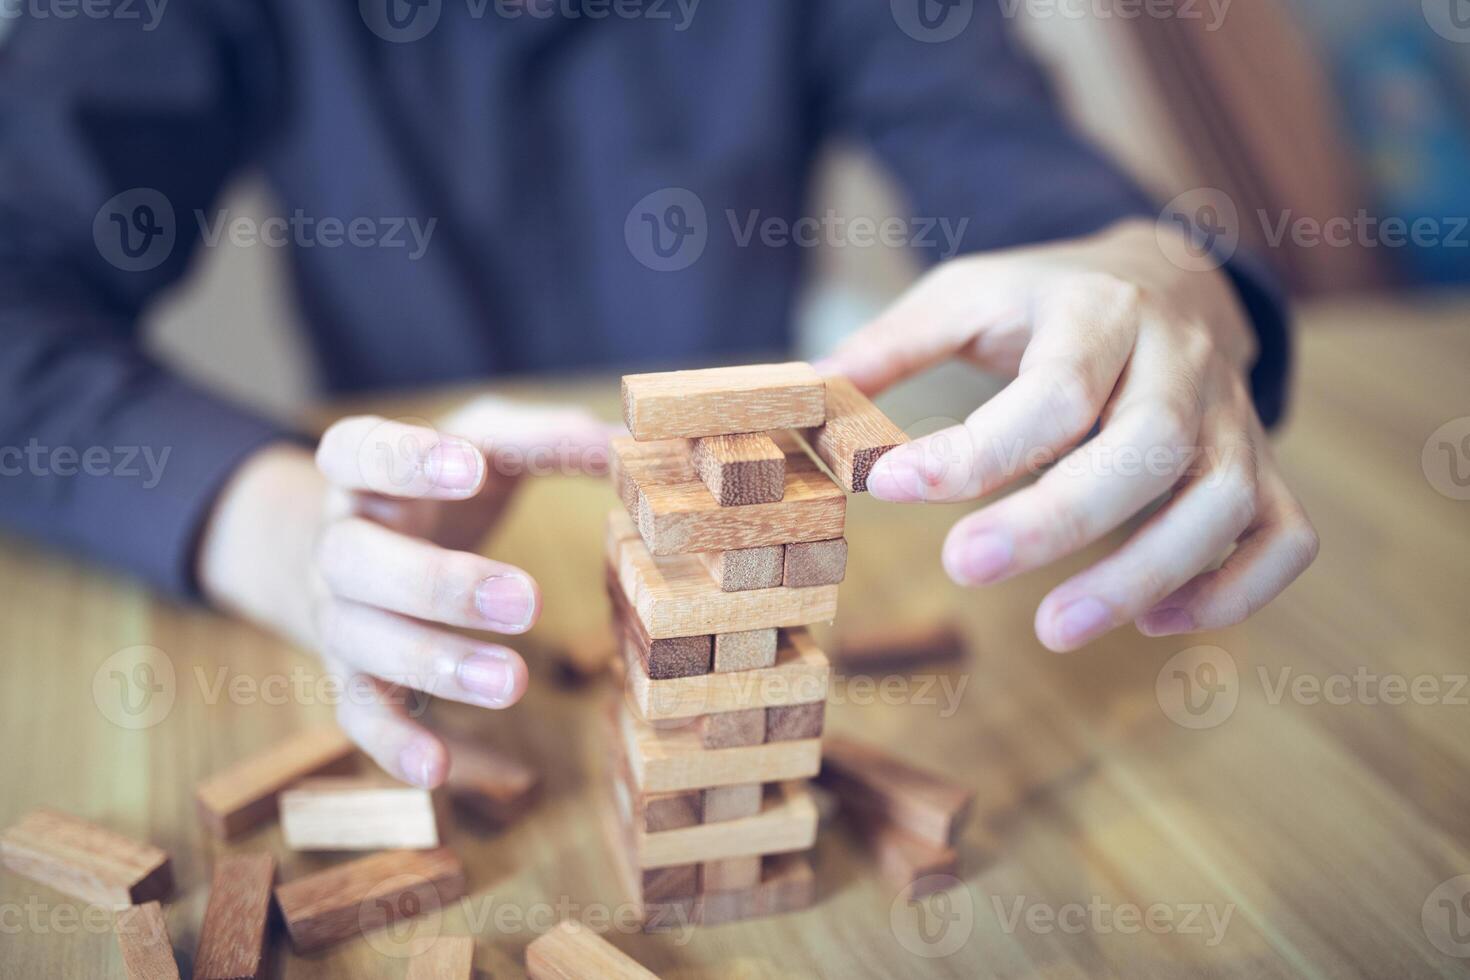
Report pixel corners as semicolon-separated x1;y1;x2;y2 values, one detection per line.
818;735;975;847
620;705;820;793
526;918;660;979
552;628;617;684
702;856;761;893
799;375;908;493
606;567;712;678
699;708;766;749
280;777;438;851
782;538;848;587
695;852;816;927
621;361;825;441
691;433;786;506
195;725;356;838
114;901;179;980
406;936;475;980
442;734;540;826
0;807;172;907
274;848;467;953
640;864;700;901
636;783;815;868
628;626;829;721
607;509;838;639
765;701;826;742
831;620;968;674
194;853;275;980
713;628;778;672
611;436;846;555
701;783;763;824
697;547;784;592
851;813;959;900
605;705;708;835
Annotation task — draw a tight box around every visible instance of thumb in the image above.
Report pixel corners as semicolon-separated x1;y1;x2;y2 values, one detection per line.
438;396;619;479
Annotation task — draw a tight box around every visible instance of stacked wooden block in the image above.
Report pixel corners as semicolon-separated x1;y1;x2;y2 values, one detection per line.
603;362;906;929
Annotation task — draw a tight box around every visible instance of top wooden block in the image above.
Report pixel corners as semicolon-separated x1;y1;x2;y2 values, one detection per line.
621;362;825;441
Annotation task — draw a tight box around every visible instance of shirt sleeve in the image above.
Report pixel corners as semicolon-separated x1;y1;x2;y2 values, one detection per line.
0;5;295;596
805;0;1291;427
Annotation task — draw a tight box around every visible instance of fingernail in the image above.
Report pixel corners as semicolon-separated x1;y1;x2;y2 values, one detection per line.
398;740;437;787
475;573;537;631
867;447;926;502
425;439;482;492
457;649;517;706
1139;607;1194;636
948;530;1013;585
1053;597;1112;648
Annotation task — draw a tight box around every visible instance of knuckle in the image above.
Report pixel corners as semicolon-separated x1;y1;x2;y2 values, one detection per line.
419;550;476;618
1031;493;1091;556
1280;516;1321;572
313;520;353;580
1214;468;1259;532
1042;362;1104;439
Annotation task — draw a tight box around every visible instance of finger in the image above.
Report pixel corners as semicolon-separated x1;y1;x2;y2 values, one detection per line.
1136;468;1319;636
318;599;528;708
330;664;450;788
865;276;1142;503
438;396;620;478
317;517;540;632
317;416;486;499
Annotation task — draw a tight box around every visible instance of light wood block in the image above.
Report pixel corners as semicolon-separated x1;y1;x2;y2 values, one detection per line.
607;509;838;639
818;735;975;847
627;626;829;721
636;783;816;868
697;547;784;592
114;901;179;980
619;705;820;793
799;375;908;493
831;620;968;673
195;725;356;838
611;436;846;555
526;918;660;979
765;701;826;742
713;628;778;672
621;362;824;441
406;936;475;980
702;783;763;823
274;848;467;953
855;815;959;900
280;778;438;851
702;856;761;893
699;708;766;749
0;807;172;907
194;853;275;980
783;538;848;587
691;433;786;506
698;852;816;926
640;864;700;901
442;734;540;826
606;567;712;678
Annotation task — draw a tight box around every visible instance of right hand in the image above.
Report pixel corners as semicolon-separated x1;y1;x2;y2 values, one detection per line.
198;397;614;787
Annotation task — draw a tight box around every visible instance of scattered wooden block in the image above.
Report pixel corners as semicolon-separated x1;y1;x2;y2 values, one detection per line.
280;778;439;851
702;856;761;893
607;509;838;639
605;568;712;679
194;853;275;980
611;436;846;555
701;783;763;824
699;708;766;749
274;848;467;953
552;628;617;684
626;626;829;721
697;547;784;592
526;918;660;979
847;809;959;899
636;783;815;869
621;362;825;441
442;734;540;826
195;725;356;838
799;375;908;493
830;620;968;674
114;901;179;980
0;807;172;907
818;735;974;847
620;705;820;793
782;538;848;587
765;701;826;742
406;935;475;980
712;628;778;672
691;433;786;506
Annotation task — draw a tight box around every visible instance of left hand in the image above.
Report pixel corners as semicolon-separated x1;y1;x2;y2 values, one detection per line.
818;218;1318;652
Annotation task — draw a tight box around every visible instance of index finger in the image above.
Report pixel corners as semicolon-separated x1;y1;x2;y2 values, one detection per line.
316;416;487;499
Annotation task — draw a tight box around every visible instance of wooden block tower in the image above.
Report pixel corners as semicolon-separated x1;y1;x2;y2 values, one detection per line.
602;362;906;929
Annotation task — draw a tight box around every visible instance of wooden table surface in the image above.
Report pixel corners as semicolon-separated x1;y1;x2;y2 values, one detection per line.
2;296;1468;979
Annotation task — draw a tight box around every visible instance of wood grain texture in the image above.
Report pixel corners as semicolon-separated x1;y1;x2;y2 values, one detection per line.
634;782;817;869
611;436;846;555
606;567;712;678
193;853;275;980
607;509;838;639
621;362;824;441
819;735;974;847
274;848;467;953
782;538;848;587
619;705;820;793
702;856;761;893
627;626;829;721
114;901;179;980
696;547;784;592
0;807;172;907
691;433;786;506
799;375;908;493
765;701;826;742
712;628;778;672
697;852;816;926
280;778;438;851
699;708;766;749
405;935;475;980
442;734;540;826
525;918;660;979
194;725;356;838
831;619;967;673
701;783;763;823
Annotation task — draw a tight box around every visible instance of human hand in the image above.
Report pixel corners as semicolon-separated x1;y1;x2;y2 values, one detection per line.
819;219;1318;652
